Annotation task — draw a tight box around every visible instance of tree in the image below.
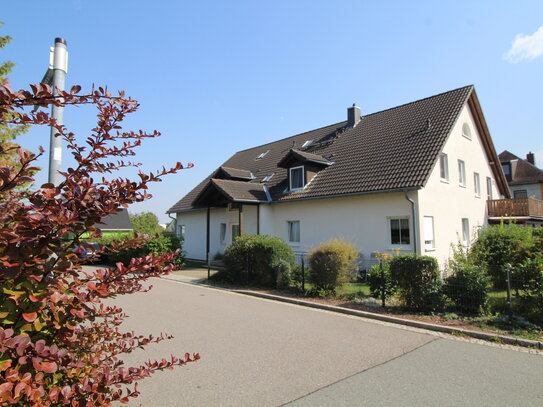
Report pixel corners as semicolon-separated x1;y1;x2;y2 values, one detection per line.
0;24;28;167
129;211;162;236
0;83;198;405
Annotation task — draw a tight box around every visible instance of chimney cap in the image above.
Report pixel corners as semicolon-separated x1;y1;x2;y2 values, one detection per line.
54;37;67;45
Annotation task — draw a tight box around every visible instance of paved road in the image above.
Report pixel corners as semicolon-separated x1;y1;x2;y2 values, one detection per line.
112;277;543;406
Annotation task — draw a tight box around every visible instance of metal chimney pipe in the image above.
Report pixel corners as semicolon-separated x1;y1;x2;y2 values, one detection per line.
48;37;68;186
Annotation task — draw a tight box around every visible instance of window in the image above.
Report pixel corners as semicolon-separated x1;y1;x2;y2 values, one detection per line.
287;221;300;243
220;223;226;244
501;163;512;181
390;218;410;245
462;123;472;140
458;160;466;187
289;166;304;190
514;189;528;198
231;224;240;241
424;216;435;251
177;225;185;239
486;177;493;200
256;150;269;160
474;172;480;197
462;218;470;246
439;153;449;181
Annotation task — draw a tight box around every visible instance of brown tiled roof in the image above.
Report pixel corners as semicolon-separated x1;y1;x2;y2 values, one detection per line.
218;166;254;180
198;179;269;203
499;151;543;185
278;149;332;168
168;85;505;213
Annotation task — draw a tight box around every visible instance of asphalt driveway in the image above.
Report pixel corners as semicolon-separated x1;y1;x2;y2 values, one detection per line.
111;277;543;406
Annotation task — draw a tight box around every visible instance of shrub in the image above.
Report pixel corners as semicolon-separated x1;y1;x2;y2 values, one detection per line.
470;224;535;288
0;84;198;405
511;256;543;314
309;239;359;293
223;235;295;287
443;264;490;314
368;261;397;302
390;255;443;311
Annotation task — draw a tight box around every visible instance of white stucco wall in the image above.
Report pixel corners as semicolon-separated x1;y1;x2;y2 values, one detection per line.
417;103;501;268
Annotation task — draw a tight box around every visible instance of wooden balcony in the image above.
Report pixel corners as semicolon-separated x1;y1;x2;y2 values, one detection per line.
487;198;543;218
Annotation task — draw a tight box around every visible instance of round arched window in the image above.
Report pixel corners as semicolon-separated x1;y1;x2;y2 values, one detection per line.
462;123;472;140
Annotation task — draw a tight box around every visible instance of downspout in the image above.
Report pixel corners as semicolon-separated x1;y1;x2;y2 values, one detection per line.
167;212;177;237
404;190;418;255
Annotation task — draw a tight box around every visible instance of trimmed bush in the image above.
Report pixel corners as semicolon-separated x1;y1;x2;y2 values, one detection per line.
390;254;443;311
443;264;490;314
223;235;295;287
469;224;535;288
309;239;359;293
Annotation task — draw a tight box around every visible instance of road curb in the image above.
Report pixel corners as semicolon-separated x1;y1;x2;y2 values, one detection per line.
233;290;543;350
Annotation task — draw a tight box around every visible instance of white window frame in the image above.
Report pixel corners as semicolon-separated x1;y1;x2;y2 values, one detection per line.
177;224;185;239
486;177;493;200
439;153;449;182
424;216;435;251
287;221;300;244
474;172;480;198
458;159;466;187
289;166;305;191
389;217;411;246
462;123;472;140
231;223;240;242
462;218;470;247
220;223;227;245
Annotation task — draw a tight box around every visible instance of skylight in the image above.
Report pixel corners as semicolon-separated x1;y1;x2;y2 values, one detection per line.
256;150;270;160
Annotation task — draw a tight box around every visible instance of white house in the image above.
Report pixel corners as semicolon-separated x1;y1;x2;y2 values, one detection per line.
168;86;510;268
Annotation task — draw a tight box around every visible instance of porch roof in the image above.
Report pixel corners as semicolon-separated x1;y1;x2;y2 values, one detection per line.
192;178;270;207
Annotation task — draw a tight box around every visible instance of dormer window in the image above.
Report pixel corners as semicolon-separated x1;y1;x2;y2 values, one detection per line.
289;166;304;190
302;139;313;148
256;150;270;160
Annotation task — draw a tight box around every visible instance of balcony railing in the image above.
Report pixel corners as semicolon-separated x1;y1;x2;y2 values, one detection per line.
487;198;543;218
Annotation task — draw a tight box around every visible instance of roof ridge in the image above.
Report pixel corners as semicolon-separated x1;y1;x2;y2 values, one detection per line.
361;84;474;119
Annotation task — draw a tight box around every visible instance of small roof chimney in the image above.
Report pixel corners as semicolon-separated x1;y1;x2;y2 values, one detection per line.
347;104;361;128
526;152;535;165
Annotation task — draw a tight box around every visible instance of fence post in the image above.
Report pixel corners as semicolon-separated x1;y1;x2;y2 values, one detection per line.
380;259;386;308
505;265;513;318
301;256;305;292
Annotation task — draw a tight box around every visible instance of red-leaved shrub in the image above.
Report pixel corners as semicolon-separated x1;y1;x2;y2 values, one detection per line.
0;84;199;406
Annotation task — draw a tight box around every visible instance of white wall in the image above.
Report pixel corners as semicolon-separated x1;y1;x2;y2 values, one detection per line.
261;192;415;261
417;103;501;268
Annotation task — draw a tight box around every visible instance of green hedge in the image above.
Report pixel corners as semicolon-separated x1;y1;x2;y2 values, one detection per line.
223;235;295;287
390;254;443;311
443;264;490;314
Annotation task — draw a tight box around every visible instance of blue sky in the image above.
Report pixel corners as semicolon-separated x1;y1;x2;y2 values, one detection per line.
3;1;543;222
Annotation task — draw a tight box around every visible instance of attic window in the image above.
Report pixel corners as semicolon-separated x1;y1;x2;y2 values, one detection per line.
289;166;304;190
302;139;313;148
256;150;270;160
261;173;274;182
462;123;472;140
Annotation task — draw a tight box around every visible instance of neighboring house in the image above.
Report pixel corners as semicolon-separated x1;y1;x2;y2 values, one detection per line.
96;208;133;234
498;151;543;200
485;151;543;226
168;86;509;268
